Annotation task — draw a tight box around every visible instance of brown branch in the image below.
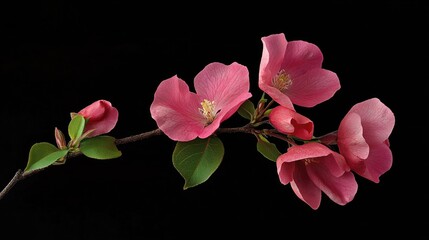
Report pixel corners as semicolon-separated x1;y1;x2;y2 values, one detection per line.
216;124;254;135
0;126;256;201
115;128;163;145
0;169;23;200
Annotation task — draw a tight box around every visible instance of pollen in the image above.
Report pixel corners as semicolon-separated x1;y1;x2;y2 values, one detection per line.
199;99;217;124
304;158;319;165
272;69;292;92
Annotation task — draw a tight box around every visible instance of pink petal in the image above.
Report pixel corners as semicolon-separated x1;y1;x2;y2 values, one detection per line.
198;92;251;139
281;40;324;75
269;106;314;140
307;162;358;206
348;98;395;145
276;142;333;163
78;100;119;137
286;68;340;107
259;33;287;92
290;163;321;210
353;143;393;183
222;95;253;121
194;62;250;110
85;107;118;137
338;112;370;160
198;113;223;139
193;62;252;137
258;33;296;109
277;160;295;185
258;84;295;109
150;76;205;142
78;100;110;120
320;151;350;177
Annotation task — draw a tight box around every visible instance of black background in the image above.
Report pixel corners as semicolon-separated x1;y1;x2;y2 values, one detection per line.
0;1;427;239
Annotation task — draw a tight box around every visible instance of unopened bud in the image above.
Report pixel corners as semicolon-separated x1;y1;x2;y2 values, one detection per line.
257;101;265;113
55;127;67;150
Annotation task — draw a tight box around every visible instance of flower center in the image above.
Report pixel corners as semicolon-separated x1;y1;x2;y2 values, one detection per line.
199;99;217;124
304;158;319;165
272;69;292;92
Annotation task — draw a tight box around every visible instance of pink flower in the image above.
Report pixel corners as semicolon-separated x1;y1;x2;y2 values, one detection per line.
150;62;252;141
77;100;119;137
337;98;395;183
259;33;340;108
277;142;358;210
269;106;314;140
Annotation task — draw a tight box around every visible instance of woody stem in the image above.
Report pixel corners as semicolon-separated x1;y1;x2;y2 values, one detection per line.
0;125;258;200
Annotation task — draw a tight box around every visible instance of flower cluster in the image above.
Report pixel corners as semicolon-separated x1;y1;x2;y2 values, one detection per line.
3;33;395;210
150;33;395;209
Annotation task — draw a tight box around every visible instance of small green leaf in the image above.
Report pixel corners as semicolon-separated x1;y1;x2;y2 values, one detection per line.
25;142;69;172
172;136;224;190
68;114;86;141
259;92;267;103
257;137;281;162
237;99;255;121
263;108;272;117
80;136;122;160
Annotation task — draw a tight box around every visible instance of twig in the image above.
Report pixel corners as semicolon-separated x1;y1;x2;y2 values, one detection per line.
0;126;256;201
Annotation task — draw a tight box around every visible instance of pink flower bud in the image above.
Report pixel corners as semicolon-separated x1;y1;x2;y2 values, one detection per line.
77;100;119;137
269;106;314;140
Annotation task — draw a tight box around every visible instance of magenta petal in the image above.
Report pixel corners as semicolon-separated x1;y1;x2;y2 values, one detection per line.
354;143;393;183
282;40;324;75
338;112;370;161
150;76;205;142
269;106;314;140
290;164;321;210
307;163;358;206
287;68;340;107
348;98;395;144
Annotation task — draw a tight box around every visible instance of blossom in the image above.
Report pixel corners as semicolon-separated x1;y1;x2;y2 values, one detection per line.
77;99;119;137
277;142;358;210
150;62;252;142
337;98;395;183
259;33;340;108
269;106;314;140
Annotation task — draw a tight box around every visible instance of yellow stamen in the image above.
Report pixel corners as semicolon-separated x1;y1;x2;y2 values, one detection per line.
272;69;292;92
304;158;319;165
199;99;217;124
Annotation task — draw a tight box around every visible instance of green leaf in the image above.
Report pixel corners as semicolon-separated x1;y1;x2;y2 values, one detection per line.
263;108;272;117
68;114;86;141
80;136;122;160
257;136;281;162
172;137;224;190
259;92;267;103
237;99;255;121
25;142;69;172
